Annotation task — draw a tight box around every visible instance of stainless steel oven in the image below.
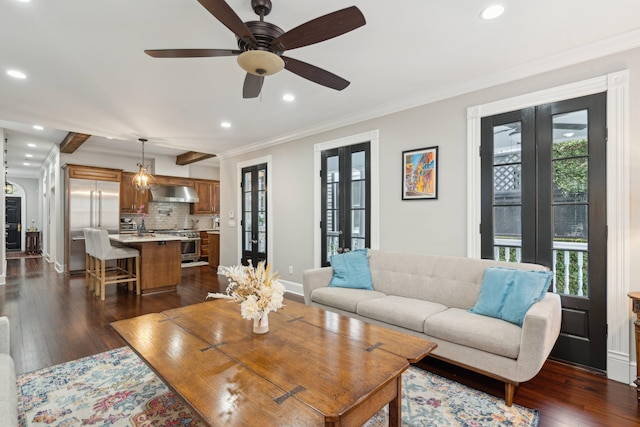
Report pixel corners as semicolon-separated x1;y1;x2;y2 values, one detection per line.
180;237;201;262
156;229;201;262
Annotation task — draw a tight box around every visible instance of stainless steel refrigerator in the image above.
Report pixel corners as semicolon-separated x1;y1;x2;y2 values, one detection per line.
67;178;120;273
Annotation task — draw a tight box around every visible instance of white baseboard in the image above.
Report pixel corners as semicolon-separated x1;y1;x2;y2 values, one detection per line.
54;262;65;274
279;279;303;297
608;350;631;385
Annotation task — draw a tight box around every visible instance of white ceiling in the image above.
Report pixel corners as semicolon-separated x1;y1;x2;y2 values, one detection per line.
1;0;640;179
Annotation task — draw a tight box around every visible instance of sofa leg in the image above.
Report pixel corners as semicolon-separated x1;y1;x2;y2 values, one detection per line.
505;382;516;406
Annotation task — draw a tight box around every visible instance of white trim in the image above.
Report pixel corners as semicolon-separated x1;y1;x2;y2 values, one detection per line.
278;279;303;297
236;155;273;265
466;71;630;384
313;130;379;268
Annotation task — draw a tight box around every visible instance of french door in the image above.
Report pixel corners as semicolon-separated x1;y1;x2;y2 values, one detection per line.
5;196;21;251
320;142;370;266
481;92;607;370
241;163;267;266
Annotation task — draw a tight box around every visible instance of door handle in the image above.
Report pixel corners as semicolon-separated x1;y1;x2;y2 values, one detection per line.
251;239;258;244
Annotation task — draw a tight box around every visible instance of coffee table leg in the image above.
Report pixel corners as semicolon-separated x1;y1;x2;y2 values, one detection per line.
388;375;402;427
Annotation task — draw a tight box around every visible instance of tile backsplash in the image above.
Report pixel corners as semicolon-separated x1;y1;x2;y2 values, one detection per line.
122;202;218;230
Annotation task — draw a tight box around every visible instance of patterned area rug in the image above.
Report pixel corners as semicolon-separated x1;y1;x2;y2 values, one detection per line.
17;347;539;427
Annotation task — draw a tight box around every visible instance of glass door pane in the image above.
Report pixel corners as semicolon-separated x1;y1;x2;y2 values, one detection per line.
325;153;340;261
492;120;523;262
551;109;589;297
241;164;267;266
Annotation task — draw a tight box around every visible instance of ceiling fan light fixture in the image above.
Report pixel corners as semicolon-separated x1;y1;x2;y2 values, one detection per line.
237;50;284;76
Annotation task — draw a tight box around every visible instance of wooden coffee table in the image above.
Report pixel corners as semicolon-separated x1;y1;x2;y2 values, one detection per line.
111;299;436;426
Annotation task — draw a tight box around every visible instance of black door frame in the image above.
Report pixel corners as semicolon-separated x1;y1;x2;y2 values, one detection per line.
240;163;268;266
480;92;607;370
320;142;371;267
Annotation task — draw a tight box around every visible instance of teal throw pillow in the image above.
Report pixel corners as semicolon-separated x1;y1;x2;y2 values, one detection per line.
468;267;511;318
500;269;552;325
329;249;373;290
470;267;553;326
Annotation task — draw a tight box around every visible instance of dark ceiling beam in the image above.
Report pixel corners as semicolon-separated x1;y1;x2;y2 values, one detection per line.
59;132;91;154
176;151;216;165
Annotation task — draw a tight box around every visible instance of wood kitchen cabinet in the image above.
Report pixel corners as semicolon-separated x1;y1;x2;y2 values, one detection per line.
156;175;193;187
120;172;149;214
191;180;220;214
199;231;209;261
208;232;220;270
67;164;121;182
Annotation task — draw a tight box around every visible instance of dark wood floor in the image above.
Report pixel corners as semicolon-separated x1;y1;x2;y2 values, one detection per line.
1;257;639;426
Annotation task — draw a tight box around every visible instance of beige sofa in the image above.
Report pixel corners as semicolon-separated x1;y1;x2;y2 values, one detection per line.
0;316;18;427
302;250;562;406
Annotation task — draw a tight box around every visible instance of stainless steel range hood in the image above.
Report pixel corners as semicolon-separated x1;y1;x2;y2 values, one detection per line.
149;186;199;203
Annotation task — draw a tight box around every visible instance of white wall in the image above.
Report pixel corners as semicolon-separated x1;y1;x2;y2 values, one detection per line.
219;46;640;383
220;46;640;283
10;177;41;230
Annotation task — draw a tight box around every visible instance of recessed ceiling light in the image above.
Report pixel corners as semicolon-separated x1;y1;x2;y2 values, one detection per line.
33;125;43;130
23;162;31;166
25;154;33;158
563;132;575;138
282;94;295;102
15;0;32;3
221;121;231;128
480;4;505;20
6;69;26;79
107;136;113;139
27;143;36;147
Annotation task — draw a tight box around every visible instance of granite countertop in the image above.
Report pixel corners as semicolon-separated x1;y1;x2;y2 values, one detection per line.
109;233;183;243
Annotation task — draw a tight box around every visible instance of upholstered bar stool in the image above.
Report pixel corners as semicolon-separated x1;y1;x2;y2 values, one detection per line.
92;229;141;301
83;228;96;293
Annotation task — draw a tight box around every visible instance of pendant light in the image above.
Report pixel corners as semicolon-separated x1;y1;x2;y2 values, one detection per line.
131;138;159;193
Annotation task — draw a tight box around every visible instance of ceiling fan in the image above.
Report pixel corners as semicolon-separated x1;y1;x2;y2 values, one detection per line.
145;0;366;98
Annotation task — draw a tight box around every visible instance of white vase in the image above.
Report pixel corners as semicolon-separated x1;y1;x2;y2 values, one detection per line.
253;312;269;334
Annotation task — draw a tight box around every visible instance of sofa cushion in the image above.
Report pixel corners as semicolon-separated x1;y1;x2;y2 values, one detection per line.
311;287;386;312
329;249;374;290
0;354;18;427
367;251;547;310
425;308;522;359
357;296;448;333
470;267;552;326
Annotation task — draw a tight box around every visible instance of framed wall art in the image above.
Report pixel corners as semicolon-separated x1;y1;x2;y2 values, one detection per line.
402;146;438;200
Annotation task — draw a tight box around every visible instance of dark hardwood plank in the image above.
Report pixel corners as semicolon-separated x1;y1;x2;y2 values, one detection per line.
1;257;638;426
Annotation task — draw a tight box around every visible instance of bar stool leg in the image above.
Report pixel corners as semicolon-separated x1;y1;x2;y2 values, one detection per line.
94;258;100;297
135;255;141;295
127;258;134;292
100;259;107;301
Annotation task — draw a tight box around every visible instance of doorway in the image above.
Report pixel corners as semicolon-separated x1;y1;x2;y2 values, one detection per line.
241;163;268;266
480;92;607;370
320;142;371;266
5;196;21;251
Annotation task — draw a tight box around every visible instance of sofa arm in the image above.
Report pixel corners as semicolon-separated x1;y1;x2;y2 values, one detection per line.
515;293;562;382
0;316;9;355
302;267;334;304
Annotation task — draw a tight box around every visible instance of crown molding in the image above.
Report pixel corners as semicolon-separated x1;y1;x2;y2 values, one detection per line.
218;28;640;160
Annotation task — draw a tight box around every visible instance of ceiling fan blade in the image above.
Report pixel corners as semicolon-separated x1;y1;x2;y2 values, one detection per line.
145;49;241;58
197;0;257;47
283;56;349;91
243;73;264;98
272;6;365;51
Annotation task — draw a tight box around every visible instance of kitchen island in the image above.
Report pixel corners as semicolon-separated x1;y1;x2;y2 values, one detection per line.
109;234;182;294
